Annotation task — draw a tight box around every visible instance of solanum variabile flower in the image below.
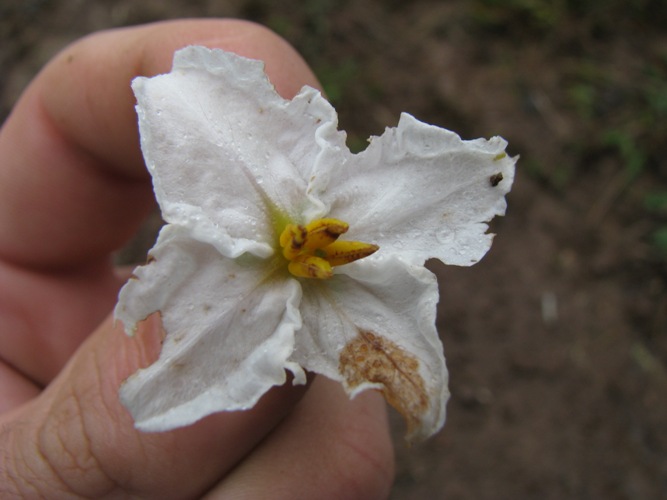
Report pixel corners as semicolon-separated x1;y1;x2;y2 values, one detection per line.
115;46;515;441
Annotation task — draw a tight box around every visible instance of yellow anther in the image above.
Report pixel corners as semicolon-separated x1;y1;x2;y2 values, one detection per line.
279;217;378;279
303;218;349;250
288;255;333;279
319;240;379;267
280;224;308;260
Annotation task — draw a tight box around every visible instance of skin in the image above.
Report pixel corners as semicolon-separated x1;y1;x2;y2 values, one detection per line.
0;19;394;499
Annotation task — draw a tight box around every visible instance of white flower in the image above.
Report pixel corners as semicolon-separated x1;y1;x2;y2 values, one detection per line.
115;46;515;441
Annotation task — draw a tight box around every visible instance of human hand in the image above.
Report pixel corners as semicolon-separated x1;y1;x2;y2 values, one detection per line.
0;19;393;498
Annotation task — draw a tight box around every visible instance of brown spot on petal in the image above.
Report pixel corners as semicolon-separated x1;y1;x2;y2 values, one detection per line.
339;329;429;438
489;172;504;187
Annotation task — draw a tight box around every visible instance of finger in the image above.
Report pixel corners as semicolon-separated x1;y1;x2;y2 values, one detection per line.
0;314;309;499
205;378;395;499
0;260;129;388
0;19;320;386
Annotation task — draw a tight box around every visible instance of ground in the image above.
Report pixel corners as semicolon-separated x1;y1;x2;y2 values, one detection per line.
2;1;666;498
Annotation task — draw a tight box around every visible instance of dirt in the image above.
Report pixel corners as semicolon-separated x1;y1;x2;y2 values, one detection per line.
2;1;666;498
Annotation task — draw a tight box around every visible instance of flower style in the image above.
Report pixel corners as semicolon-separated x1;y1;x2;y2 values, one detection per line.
115;46;516;441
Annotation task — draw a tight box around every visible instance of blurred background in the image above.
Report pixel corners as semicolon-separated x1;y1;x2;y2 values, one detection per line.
2;1;666;498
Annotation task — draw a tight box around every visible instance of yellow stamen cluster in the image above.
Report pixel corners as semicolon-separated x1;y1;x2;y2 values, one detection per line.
279;218;379;279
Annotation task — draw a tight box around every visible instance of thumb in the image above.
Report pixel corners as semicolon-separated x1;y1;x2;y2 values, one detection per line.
0;314;305;498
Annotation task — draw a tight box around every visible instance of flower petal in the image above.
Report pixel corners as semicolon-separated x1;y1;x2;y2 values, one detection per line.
133;46;347;257
115;224;304;431
308;113;516;266
291;256;447;441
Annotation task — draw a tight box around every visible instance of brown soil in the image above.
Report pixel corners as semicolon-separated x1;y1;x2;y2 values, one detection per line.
3;1;666;498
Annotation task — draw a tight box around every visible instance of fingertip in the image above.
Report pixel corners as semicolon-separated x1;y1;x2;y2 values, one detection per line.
39;19;319;179
207;378;395;499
